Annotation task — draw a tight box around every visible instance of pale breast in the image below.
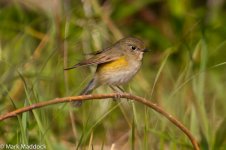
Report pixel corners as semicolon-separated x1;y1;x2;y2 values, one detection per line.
96;60;141;85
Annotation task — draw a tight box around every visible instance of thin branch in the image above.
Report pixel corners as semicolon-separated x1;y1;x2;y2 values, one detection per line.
0;93;200;150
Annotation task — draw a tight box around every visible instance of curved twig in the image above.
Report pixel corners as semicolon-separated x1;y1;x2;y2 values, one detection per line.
0;93;200;150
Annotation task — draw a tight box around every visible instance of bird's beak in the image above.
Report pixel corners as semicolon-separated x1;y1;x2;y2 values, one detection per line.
143;48;150;52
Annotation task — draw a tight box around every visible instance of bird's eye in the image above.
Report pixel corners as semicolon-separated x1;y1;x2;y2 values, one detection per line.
130;45;137;51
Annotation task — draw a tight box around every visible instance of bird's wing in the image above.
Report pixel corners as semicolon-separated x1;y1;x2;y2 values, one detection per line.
64;47;123;70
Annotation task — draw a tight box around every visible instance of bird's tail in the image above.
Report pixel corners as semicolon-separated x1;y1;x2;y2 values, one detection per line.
73;78;96;107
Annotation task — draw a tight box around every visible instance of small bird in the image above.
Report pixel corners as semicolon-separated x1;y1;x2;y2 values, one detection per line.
64;37;147;106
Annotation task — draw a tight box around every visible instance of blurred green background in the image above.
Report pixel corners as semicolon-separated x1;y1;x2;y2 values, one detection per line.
0;0;226;149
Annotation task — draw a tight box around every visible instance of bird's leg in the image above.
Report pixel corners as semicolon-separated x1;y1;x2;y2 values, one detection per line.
115;85;125;93
110;85;125;100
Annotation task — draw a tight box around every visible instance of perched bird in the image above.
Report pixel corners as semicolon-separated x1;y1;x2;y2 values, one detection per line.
64;37;147;106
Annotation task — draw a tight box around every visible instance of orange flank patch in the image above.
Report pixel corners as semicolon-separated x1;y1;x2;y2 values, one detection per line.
97;56;128;72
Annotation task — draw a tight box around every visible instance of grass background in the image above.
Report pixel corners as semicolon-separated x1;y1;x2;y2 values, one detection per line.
0;0;226;149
